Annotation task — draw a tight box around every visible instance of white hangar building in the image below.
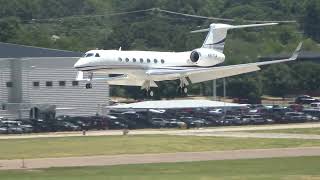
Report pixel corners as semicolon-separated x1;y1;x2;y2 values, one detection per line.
0;42;109;120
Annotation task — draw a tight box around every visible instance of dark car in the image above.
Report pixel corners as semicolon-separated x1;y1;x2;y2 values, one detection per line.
241;114;266;124
283;112;308;123
224;116;244;126
295;95;319;104
179;117;207;128
56;121;81;131
150;118;169;128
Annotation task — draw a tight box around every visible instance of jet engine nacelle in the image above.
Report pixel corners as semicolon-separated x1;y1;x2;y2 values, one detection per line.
189;48;225;67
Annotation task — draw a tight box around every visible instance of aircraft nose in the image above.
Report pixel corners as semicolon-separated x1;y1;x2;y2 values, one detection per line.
74;59;84;69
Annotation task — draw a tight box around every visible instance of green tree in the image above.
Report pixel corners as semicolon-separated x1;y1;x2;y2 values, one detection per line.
303;0;320;42
262;64;296;97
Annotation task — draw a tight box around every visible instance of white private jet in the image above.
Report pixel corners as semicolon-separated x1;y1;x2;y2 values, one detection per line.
74;23;302;96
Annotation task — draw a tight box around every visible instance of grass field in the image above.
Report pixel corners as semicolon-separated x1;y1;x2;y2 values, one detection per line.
247;128;320;135
1;135;320;160
1;156;320;180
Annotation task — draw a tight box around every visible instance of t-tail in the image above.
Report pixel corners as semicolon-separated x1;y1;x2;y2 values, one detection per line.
191;23;278;53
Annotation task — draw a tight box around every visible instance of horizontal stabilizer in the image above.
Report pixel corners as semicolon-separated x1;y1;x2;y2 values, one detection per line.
191;23;278;33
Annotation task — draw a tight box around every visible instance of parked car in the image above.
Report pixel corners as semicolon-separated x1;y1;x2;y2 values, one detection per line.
303;109;320;118
208;109;224;115
282;112;308;123
241;114;266;124
20;124;33;133
310;102;320;109
224;116;244;126
150;118;169;128
295;95;319;104
53;121;81;131
166;119;186;128
179;117;207;128
0;127;8;134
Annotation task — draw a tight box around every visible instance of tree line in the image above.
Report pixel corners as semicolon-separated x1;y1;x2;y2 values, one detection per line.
0;0;320;101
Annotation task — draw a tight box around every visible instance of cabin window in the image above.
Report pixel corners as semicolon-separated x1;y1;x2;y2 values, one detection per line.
59;81;66;87
140;58;144;63
125;58;129;62
118;58;123;62
33;81;40;87
46;81;53;87
72;81;79;86
154;59;158;63
95;53;100;57
133;58;137;63
147;59;151;63
161;59;165;64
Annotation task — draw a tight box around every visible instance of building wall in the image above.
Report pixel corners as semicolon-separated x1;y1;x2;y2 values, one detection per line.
1;57;109;119
0;59;19;119
0;60;11;104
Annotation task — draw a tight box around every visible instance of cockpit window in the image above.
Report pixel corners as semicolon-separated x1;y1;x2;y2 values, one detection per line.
95;53;100;57
85;53;94;58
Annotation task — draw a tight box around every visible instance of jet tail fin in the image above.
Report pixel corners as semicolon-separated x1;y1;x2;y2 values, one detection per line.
191;23;278;53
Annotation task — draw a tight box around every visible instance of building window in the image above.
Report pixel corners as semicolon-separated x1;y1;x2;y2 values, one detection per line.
72;81;79;86
161;59;165;64
59;81;66;87
147;59;151;63
1;104;6;110
6;82;13;88
154;59;158;63
33;82;40;87
133;58;137;63
46;81;53;87
140;58;144;63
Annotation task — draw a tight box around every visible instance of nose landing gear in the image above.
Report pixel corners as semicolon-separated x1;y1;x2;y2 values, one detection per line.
85;72;93;89
86;83;93;89
141;80;154;97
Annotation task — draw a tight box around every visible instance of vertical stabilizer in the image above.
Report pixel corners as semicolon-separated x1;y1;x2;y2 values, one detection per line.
191;23;278;53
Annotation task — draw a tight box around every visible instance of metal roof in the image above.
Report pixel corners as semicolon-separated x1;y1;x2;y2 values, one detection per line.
0;42;82;58
108;100;247;109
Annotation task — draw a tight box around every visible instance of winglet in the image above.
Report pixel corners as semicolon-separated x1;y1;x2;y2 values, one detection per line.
289;42;303;61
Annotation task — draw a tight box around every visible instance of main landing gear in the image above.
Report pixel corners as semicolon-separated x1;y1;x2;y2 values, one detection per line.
178;77;189;95
141;80;154;97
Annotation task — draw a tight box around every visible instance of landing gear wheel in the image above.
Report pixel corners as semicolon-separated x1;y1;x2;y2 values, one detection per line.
149;91;154;97
183;87;188;94
86;83;93;89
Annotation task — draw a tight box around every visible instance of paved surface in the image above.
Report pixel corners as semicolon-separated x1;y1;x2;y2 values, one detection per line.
1;123;320;140
176;132;320;139
0;147;320;170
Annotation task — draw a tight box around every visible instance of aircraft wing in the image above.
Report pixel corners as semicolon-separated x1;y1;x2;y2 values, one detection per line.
108;77;158;87
149;42;302;84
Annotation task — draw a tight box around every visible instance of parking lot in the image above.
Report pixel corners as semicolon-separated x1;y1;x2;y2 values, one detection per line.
1;95;320;134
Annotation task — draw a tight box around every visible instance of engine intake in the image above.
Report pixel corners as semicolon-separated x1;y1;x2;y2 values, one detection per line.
188;48;225;67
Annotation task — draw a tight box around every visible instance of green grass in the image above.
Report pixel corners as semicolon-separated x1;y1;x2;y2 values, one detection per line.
247;128;320;135
1;135;320;160
1;156;320;180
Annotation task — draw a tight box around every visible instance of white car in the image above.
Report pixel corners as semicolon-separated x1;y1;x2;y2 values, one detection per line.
208;109;224;115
